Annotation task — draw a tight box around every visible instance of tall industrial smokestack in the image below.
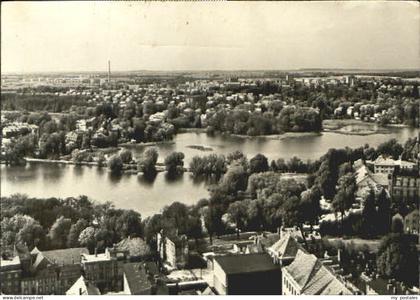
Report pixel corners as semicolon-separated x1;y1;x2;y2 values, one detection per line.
108;60;111;83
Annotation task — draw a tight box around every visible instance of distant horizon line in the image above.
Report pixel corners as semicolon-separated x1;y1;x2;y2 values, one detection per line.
2;67;420;76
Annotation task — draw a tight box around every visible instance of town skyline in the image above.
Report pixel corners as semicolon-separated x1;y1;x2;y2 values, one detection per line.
2;1;419;73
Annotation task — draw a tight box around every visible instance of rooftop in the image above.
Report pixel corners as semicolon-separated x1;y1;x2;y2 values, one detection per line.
0;256;21;269
81;252;110;263
367;278;415;295
214;253;279;275
123;262;152;295
267;233;303;260
284;249;353;295
41;247;89;266
374;155;396;166
66;276;101;295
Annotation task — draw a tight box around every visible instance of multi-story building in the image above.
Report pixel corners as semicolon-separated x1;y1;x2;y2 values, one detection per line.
372;155;416;175
157;231;189;270
388;168;420;200
80;248;127;293
0;256;22;295
20;247;89;295
373;155;398;174
213;253;281;295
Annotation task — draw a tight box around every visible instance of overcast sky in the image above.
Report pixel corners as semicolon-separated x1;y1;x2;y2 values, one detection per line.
2;1;419;73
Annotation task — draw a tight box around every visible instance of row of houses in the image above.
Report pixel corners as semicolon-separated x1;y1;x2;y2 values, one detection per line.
0;237;160;296
209;232;359;295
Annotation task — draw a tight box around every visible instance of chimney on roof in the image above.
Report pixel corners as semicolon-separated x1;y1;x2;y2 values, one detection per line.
94;248;97;257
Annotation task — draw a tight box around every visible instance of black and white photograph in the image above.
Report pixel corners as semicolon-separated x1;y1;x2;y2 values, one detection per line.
1;1;419;297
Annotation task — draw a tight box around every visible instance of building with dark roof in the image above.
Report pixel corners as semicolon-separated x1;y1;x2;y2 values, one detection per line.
122;263;153;295
213;253;281;295
365;277;418;295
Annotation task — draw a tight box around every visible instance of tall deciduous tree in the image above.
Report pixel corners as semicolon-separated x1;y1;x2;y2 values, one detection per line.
138;147;158;175
107;154;123;174
164;152;185;175
48;216;72;249
249;154;269;174
67;219;88;248
376;233;418;286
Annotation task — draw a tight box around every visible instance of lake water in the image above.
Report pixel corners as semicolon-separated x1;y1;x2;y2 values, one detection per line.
1;127;418;216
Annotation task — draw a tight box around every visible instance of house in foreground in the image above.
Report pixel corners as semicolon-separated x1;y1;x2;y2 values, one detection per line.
282;249;356;295
213;253;281;295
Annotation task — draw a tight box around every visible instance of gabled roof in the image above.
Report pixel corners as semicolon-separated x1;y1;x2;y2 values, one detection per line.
303;264;352;295
374;155;396;166
32;252;48;271
41;248;89;266
284;249;319;288
355;165;370;185
284;249;352;295
66;276;100;295
30;247;41;255
267;233;302;260
123;262;152;295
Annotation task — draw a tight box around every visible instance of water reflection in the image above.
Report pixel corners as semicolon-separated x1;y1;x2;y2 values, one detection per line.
73;165;85;177
164;172;184;183
137;171;157;186
108;172;123;184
